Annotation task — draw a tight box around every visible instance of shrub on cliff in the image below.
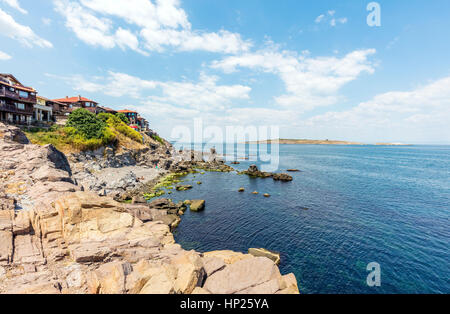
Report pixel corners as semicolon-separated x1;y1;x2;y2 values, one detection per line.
64;126;116;150
66;108;107;139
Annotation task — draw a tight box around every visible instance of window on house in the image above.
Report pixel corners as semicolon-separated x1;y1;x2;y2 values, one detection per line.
16;103;25;110
19;91;28;98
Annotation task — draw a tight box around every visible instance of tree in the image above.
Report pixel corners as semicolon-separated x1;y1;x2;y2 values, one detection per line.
116;112;130;124
66;108;106;139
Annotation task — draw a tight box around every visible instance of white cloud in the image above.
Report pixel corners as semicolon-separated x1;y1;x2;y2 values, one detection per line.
306;77;450;143
0;50;12;60
1;0;27;14
211;46;376;111
315;14;325;24
49;71;251;113
54;1;115;49
148;73;251;112
0;8;53;47
42;17;52;26
53;0;251;54
315;9;347;27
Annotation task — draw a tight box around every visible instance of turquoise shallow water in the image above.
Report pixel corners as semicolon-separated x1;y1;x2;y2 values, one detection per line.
167;144;449;294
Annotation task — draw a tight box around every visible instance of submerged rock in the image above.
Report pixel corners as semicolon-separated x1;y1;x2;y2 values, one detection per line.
248;248;280;265
176;185;193;191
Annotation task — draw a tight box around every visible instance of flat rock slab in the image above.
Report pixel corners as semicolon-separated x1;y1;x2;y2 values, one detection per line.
203;257;282;294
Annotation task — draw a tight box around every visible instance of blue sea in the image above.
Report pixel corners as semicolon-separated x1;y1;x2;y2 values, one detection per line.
167;144;450;294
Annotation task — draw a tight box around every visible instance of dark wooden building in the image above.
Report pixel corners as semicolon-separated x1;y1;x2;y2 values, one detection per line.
0;74;36;125
97;106;118;115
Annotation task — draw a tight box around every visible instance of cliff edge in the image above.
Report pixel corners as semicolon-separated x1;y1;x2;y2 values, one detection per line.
0;123;299;294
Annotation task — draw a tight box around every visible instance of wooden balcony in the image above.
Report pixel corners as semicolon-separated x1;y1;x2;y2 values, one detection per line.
0;87;36;104
0;103;33;115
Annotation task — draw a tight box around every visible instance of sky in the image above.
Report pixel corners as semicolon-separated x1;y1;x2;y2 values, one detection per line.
1;0;450;144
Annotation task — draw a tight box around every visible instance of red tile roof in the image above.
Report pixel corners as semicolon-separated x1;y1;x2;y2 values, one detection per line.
52;96;97;104
118;110;137;113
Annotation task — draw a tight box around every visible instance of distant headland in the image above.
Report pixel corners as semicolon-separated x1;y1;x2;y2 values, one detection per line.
245;139;411;146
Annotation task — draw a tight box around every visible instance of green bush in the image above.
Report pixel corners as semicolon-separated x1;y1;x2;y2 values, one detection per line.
116;112;130;124
66;108;106;139
97;112;113;123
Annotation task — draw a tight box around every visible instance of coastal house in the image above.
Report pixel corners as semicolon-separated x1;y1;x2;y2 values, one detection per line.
36;96;70;125
117;109;138;125
137;115;149;131
34;96;53;123
0;74;36;125
47;99;70;124
52;96;98;114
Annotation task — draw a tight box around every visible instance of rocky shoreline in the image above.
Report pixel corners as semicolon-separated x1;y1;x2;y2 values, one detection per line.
0;123;299;294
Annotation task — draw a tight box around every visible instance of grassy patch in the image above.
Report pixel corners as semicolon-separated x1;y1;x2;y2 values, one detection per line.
152;134;165;145
104;114;143;144
25;110;144;153
25;124;116;153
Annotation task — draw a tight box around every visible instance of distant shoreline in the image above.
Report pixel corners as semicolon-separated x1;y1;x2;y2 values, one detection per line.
244;139;412;146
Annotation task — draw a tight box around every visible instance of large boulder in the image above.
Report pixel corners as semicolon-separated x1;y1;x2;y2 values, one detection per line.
190;200;205;212
203;257;283;294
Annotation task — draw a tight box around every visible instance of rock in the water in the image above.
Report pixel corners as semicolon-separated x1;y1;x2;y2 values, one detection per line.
248;164;259;173
272;173;293;182
287;169;300;172
190;200;205;212
241;165;274;179
176;185;193;191
248;248;280;265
